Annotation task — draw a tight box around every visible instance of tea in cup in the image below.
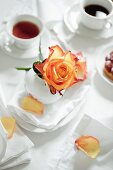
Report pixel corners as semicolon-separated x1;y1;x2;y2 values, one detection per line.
7;14;43;49
80;0;113;30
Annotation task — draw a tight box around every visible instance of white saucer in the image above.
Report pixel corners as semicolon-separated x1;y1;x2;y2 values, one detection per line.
0;31;40;59
64;3;113;39
96;45;113;86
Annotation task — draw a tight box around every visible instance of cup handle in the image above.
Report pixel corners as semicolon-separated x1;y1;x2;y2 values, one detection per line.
104;19;112;29
0;18;15;52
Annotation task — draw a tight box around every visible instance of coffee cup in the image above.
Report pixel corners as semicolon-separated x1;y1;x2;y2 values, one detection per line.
80;0;113;30
6;14;43;49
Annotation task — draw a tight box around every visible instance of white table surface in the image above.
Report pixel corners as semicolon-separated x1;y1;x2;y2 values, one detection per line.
0;0;113;170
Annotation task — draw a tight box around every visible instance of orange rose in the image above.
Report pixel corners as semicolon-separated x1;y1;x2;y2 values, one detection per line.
34;45;87;92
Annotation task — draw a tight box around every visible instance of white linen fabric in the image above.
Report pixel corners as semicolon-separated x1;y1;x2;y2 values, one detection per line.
0;86;34;170
0;68;26;103
0;152;31;170
36;0;78;23
0;0;113;170
2;0;37;23
0;126;34;165
46;114;113;170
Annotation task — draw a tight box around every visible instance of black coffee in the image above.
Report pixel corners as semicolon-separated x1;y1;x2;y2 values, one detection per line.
85;4;109;17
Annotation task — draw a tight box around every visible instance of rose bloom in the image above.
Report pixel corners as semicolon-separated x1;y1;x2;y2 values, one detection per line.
34;45;87;92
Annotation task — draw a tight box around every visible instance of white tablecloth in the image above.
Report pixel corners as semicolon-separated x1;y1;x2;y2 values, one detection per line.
0;0;113;169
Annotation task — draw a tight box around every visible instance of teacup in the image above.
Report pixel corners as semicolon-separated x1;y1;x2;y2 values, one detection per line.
6;14;43;49
80;0;113;30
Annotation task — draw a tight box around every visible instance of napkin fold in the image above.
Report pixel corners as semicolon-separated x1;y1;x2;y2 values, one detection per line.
46;114;113;170
0;126;34;165
0;152;31;170
0;85;34;169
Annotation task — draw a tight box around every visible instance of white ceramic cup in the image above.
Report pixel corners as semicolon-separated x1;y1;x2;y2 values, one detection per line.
25;69;65;104
80;0;113;30
6;14;43;49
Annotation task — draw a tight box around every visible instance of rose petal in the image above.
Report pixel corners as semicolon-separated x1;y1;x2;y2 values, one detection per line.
48;45;64;61
75;52;83;60
75;60;87;80
44;70;75;91
75;136;100;158
34;61;46;75
64;51;75;66
45;60;62;82
55;61;72;79
1;117;16;139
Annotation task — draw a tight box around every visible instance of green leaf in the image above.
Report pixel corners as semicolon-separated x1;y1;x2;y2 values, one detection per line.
16;67;31;71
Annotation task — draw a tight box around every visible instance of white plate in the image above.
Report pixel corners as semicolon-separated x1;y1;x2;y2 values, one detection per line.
64;3;113;39
11;99;85;133
8;83;89;131
0;31;40;59
96;45;113;86
12;111;45;133
8;83;89;133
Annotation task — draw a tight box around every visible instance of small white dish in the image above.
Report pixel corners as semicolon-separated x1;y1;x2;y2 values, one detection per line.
0;31;40;59
96;45;113;86
64;2;113;39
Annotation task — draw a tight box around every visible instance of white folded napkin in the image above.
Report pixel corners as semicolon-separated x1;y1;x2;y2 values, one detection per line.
47;114;113;170
0;126;34;165
0;152;31;170
0;86;34;169
8;80;90;130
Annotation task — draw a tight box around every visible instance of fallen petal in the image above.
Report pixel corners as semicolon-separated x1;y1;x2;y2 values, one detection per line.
1;117;16;139
75;136;100;158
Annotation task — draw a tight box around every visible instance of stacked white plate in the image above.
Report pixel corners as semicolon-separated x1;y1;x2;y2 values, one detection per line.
7;69;90;133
